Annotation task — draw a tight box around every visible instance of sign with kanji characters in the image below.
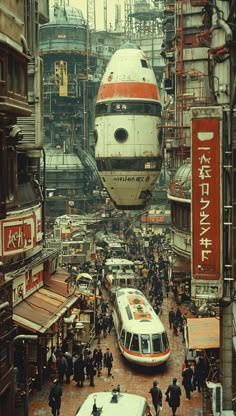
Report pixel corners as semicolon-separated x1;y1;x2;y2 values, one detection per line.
1;214;36;256
192;111;222;281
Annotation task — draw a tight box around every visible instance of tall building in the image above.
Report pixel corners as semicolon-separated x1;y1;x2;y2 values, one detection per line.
162;0;235;411
0;1;50;412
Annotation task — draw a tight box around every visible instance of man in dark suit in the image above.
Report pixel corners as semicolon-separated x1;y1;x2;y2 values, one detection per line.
165;378;181;416
149;379;162;416
103;347;113;376
182;362;194;399
48;379;62;416
168;307;175;330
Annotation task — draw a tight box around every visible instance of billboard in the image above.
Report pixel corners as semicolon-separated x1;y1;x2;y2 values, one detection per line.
191;107;222;297
1;213;36;256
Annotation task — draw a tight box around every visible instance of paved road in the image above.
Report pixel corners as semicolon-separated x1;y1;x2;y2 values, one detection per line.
17;292;203;416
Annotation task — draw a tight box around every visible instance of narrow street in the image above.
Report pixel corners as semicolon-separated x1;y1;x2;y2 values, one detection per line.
25;292;203;416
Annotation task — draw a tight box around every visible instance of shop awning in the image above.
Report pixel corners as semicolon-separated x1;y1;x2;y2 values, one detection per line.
13;287;78;334
46;269;71;297
187;317;220;350
172;257;191;272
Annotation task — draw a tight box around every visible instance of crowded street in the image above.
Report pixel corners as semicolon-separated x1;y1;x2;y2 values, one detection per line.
15;233;204;416
25;292;203;416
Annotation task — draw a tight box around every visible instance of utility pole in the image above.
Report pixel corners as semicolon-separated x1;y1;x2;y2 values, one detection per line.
104;0;107;32
221;108;233;411
84;0;96;151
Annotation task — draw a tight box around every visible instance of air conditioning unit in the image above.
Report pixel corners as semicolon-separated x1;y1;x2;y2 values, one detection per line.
212;384;222;416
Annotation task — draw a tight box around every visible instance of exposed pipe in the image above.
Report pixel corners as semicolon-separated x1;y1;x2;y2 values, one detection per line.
217;19;233;42
42;148;46;241
13;335;38;342
0;301;10;311
21;34;29;55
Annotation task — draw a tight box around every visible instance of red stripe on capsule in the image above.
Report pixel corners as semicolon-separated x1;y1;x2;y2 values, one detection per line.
119;344;170;358
97;82;160;101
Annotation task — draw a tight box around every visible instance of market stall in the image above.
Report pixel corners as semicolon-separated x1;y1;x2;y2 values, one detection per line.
185;317;220;381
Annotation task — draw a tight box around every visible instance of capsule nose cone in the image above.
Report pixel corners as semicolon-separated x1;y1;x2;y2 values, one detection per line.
119;42;139;50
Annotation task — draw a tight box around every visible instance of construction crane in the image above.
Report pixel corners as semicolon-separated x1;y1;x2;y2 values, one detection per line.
87;0;96;32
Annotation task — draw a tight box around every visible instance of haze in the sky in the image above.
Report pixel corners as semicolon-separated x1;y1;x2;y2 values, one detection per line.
50;0;125;31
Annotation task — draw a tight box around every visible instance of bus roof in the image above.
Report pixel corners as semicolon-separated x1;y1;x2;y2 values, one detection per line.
75;392;147;416
105;258;134;265
115;288;165;333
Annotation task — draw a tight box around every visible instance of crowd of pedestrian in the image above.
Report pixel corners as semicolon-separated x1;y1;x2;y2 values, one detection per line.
49;231;208;416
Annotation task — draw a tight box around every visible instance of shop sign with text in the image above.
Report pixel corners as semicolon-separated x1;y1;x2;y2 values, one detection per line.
192;115;221;280
1;214;36;256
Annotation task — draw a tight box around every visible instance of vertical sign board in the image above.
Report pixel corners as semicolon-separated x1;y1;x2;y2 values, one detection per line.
191;108;222;299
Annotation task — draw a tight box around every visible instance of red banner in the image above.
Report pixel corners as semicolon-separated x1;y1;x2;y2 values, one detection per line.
2;215;36;256
192;117;221;280
141;215;165;223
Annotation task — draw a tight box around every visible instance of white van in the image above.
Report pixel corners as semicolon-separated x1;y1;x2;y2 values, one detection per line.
75;390;149;416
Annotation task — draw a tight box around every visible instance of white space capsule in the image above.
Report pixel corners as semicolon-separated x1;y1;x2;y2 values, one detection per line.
95;42;162;210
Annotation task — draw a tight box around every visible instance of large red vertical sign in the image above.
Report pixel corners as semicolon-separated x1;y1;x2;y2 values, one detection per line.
192;117;221;280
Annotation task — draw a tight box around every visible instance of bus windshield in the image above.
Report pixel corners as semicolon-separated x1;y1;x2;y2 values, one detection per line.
141;334;151;354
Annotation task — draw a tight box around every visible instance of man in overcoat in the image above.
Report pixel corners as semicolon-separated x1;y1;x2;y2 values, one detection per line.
103;347;113;376
48;379;62;416
165;377;181;416
149;379;162;416
73;354;85;387
182;362;194;399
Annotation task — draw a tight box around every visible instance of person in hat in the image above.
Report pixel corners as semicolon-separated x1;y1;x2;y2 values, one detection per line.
165;378;181;416
149;379;163;416
48;379;62;416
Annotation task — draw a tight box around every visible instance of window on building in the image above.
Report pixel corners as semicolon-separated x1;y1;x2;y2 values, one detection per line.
7;156;15;202
8;55;13;91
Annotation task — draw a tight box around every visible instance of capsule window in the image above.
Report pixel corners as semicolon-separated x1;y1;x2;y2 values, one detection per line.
120;329;125;345
95;102;109;115
130;334;139;352
152;334;162;353
162;332;169;350
141;334;151;354
145;161;157;169
125;332;132;349
114;128;128;143
141;59;148;68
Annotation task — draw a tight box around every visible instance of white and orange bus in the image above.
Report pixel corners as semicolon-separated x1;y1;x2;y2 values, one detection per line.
113;287;170;367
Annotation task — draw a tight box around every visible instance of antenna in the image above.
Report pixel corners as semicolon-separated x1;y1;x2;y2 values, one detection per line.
104;0;107;31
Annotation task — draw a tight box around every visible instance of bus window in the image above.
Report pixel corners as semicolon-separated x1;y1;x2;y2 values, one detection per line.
130;334;139;352
125;332;132;349
120;329;125;345
162;332;169;351
141;334;151;354
152;334;162;353
120;279;125;287
127;278;133;287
